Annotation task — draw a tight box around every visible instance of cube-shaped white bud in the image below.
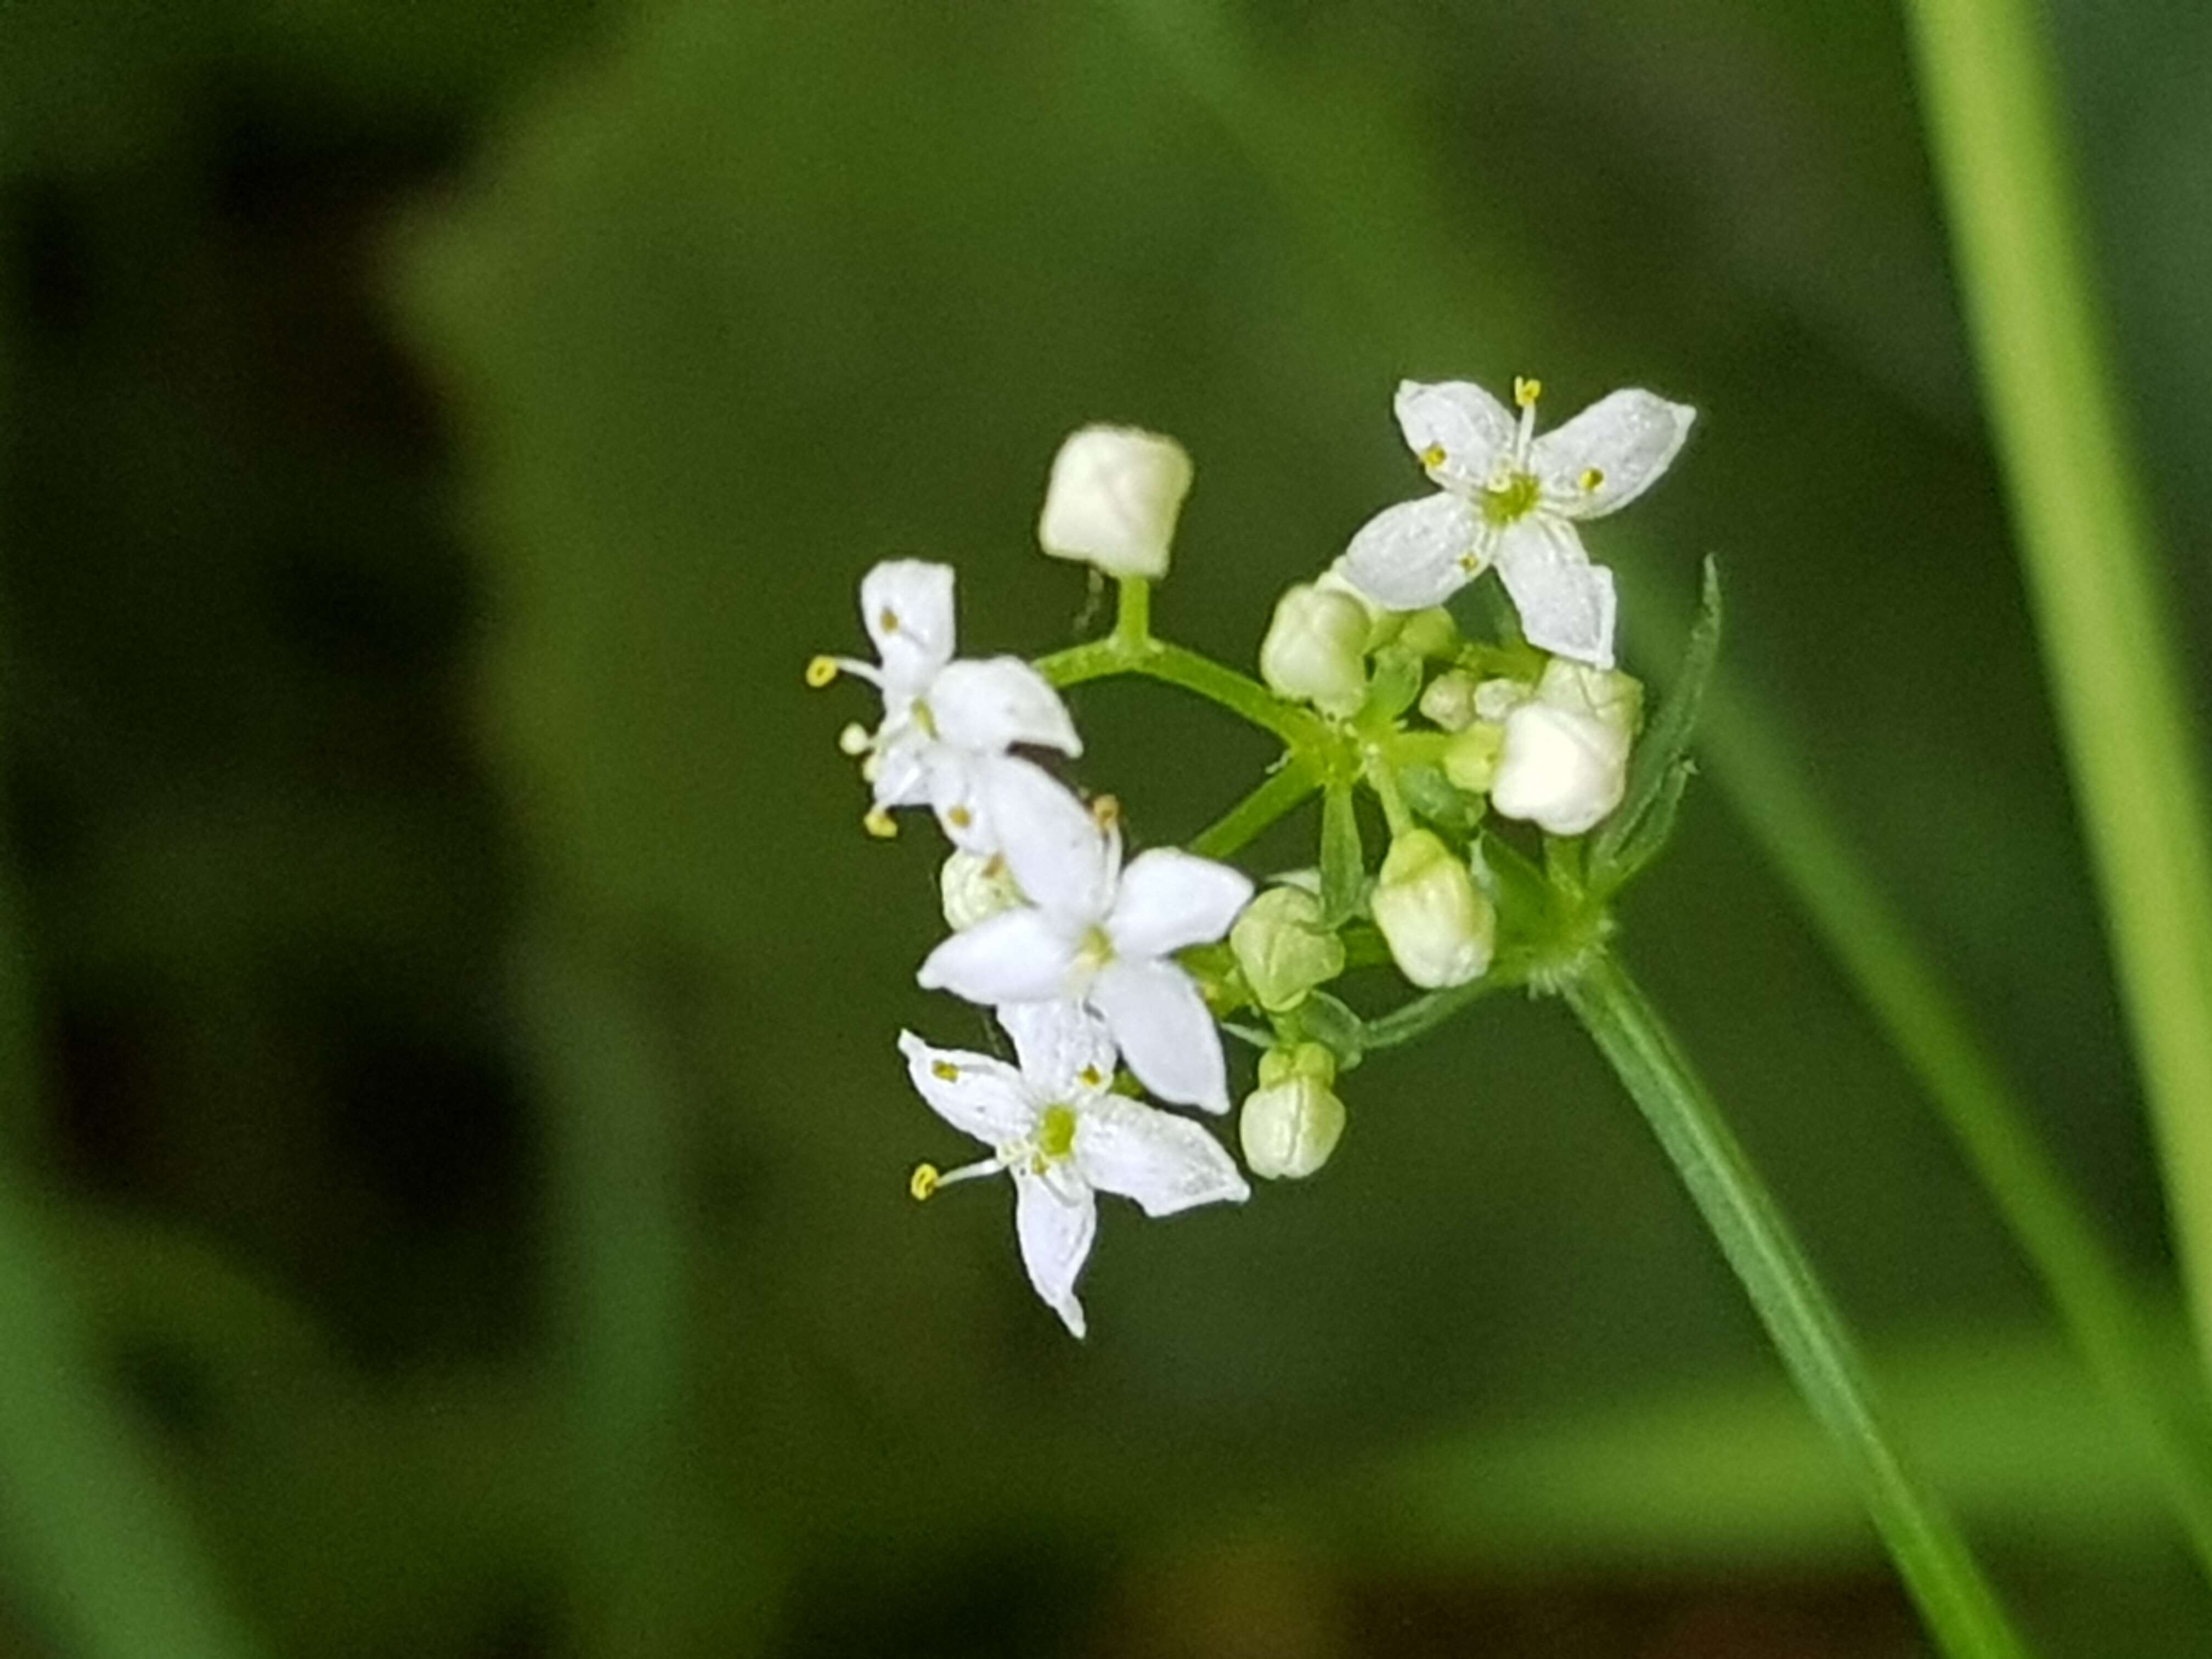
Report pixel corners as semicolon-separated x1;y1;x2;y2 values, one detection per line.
1259;583;1370;718
1229;884;1346;1013
1036;425;1193;580
1490;660;1644;837
1239;1043;1346;1180
939;850;1023;932
1371;828;1495;989
1419;669;1482;733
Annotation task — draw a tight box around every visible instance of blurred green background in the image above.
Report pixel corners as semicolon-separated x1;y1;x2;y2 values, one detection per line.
3;0;2210;1653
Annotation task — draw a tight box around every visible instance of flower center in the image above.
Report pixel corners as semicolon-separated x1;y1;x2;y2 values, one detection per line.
1480;470;1541;526
1035;1103;1078;1163
1075;925;1116;974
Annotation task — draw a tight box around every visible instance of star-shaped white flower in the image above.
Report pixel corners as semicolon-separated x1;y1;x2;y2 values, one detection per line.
916;758;1252;1113
902;1000;1250;1338
1337;378;1695;669
820;560;1081;848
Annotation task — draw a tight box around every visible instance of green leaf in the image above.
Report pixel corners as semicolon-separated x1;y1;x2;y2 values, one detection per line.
1396;761;1484;838
1319;782;1365;927
1591;557;1722;891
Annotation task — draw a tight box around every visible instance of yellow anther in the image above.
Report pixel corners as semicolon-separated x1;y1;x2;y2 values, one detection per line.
863;806;899;840
1513;376;1542;409
1580;466;1605;492
805;655;840;688
878;607;900;634
1419;443;1447;469
837;723;872;756
1078;1065;1104;1089
931;1060;960;1082
909;1163;941;1201
947;805;973;830
1091;794;1121;830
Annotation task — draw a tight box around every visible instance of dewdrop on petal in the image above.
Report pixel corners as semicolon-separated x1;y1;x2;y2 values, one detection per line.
1037;425;1194;580
1259;583;1370;718
1229;884;1346;1013
1490;659;1644;837
940;850;1023;931
1372;828;1494;990
1239;1043;1347;1180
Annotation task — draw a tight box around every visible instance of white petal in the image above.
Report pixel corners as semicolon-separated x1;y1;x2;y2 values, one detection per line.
1013;1169;1096;1338
1532;390;1696;521
996;999;1119;1099
1491;703;1630;837
1075;1099;1250;1217
917;907;1080;1004
868;726;933;809
1338;492;1486;611
1107;849;1252;960
1495;517;1617;669
860;561;956;689
981;757;1118;926
1090;958;1229;1114
921;748;997;851
897;1031;1036;1144
1393;380;1514;492
928;657;1082;756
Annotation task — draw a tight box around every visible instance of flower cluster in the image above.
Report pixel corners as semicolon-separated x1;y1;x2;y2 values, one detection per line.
815;381;1695;1337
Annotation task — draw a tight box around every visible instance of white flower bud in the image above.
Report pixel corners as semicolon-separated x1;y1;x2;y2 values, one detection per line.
939;850;1023;931
1371;828;1494;989
1036;425;1193;580
1317;562;1405;651
1259;583;1370;718
1239;1044;1346;1180
1489;661;1644;837
1229;885;1346;1013
1419;669;1482;732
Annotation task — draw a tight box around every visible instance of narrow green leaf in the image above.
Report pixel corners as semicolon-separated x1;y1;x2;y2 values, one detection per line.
1319;781;1364;928
1593;556;1720;884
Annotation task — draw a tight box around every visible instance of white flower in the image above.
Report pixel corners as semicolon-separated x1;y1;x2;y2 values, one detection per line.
1370;827;1495;990
1337;378;1695;669
916;758;1252;1112
1036;426;1194;580
1258;582;1370;718
1490;659;1645;837
815;560;1080;847
901;1000;1249;1338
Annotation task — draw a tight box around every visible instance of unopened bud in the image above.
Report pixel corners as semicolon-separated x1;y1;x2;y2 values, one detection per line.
1396;607;1460;660
1239;1045;1346;1180
1442;720;1504;792
1259;583;1370;718
1419;669;1482;733
1037;425;1193;579
940;851;1023;930
1490;661;1644;837
1229;885;1346;1013
1371;828;1494;989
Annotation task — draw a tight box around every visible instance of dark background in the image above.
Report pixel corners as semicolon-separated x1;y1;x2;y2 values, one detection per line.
4;1;2210;1653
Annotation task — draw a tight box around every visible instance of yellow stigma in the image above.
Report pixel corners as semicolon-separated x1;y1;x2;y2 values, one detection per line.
1419;443;1447;469
1580;466;1605;492
1513;376;1542;409
863;806;898;839
878;607;900;634
805;655;839;688
931;1059;960;1081
909;1163;941;1201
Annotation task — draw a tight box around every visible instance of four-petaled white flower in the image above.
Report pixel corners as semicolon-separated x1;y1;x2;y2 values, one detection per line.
822;560;1081;848
902;1000;1250;1338
917;758;1251;1113
1338;378;1694;669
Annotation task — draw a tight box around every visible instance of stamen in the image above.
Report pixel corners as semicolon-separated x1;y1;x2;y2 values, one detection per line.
910;1163;941;1200
1419;443;1447;469
863;806;899;839
838;723;873;756
1513;376;1542;409
946;804;973;831
931;1059;961;1081
913;1155;1003;1199
878;607;900;634
805;655;840;688
1077;1065;1104;1089
1091;794;1121;830
1580;466;1605;492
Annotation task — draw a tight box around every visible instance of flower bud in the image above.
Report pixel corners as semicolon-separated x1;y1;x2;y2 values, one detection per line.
1239;1044;1346;1180
939;850;1023;931
1395;607;1460;661
1371;828;1494;989
1317;563;1404;651
1419;669;1482;732
1259;583;1370;718
1036;425;1193;579
1489;661;1644;837
1229;885;1346;1013
1441;720;1504;792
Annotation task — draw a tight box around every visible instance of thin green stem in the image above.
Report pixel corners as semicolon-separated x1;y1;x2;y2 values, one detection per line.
1566;952;2030;1658
1035;634;1327;751
1364;753;1415;837
1904;0;2212;1382
1115;575;1153;648
1362;977;1500;1051
1189;760;1319;860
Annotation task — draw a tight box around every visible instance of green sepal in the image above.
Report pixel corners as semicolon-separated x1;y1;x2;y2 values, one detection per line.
1397;761;1486;838
1355;644;1425;728
1319;782;1366;928
1590;557;1722;895
1278;989;1366;1073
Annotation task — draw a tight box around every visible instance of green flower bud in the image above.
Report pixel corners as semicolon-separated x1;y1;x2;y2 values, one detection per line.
1419;669;1483;732
1395;606;1460;660
1240;1044;1346;1179
1371;828;1495;989
1441;721;1504;792
1228;885;1346;1013
1259;583;1370;718
939;850;1023;931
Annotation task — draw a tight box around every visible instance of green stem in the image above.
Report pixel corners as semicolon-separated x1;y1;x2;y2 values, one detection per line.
1361;976;1501;1051
1035;633;1328;751
1904;0;2212;1382
1364;753;1415;837
1189;760;1319;860
1565;952;2031;1658
1115;575;1153;648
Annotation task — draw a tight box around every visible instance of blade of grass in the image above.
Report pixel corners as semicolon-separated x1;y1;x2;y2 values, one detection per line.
1565;950;2030;1657
1901;0;2212;1383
